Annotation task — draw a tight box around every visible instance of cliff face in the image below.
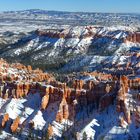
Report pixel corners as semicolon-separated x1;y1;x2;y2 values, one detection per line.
116;75;140;128
124;32;140;43
38;74;118;121
116;76;129;126
35;27;96;39
36;27;128;41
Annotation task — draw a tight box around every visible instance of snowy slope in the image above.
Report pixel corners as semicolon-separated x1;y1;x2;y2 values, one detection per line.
0;25;139;72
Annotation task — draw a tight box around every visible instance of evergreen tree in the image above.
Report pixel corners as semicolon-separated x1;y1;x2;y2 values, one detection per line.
82;132;87;140
90;137;93;140
63;136;69;140
45;130;49;140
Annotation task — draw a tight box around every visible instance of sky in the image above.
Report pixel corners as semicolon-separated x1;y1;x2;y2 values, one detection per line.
0;0;140;13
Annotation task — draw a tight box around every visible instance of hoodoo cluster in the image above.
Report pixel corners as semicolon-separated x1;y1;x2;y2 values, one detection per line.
0;58;140;138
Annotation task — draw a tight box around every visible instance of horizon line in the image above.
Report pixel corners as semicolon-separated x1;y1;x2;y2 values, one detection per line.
0;8;140;15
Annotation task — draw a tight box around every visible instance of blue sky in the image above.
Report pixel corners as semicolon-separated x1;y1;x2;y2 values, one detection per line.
0;0;140;13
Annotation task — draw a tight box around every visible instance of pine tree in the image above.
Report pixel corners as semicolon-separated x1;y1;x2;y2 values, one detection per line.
45;130;49;140
28;128;34;140
28;129;32;139
0;128;2;135
63;136;68;140
82;132;87;140
89;137;92;140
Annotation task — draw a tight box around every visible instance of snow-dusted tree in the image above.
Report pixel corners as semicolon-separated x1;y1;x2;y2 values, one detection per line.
82;132;87;140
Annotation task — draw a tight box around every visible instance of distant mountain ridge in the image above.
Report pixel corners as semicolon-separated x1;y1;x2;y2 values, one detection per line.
0;9;140;26
2;9;140;14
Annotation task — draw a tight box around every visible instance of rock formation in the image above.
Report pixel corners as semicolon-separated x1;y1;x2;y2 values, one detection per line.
11;117;20;133
124;32;140;43
47;124;54;138
1;113;9;128
0;58;140;138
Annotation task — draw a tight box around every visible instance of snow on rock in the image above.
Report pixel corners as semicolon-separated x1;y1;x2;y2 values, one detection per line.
103;126;129;140
32;111;46;130
4;99;25;120
81;119;100;139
